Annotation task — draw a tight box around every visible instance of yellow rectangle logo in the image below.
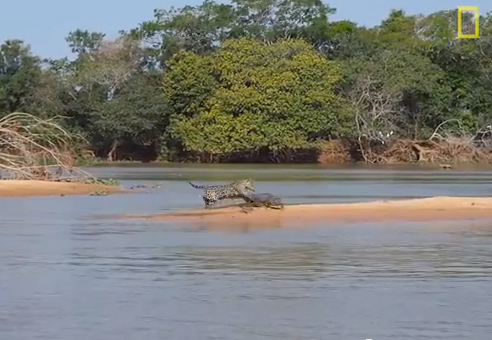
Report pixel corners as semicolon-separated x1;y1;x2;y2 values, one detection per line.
457;6;479;38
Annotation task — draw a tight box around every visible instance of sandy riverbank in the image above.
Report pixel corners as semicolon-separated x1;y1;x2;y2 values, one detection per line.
123;196;492;224
0;180;123;197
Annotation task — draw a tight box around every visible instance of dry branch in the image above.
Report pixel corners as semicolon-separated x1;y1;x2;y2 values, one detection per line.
0;112;105;183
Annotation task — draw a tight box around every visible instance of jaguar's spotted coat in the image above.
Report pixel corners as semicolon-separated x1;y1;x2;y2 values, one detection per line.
188;179;255;208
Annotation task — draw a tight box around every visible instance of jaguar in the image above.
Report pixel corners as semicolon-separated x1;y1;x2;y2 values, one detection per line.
188;179;255;208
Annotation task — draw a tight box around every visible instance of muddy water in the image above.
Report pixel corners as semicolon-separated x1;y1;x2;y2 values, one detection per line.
1;164;492;340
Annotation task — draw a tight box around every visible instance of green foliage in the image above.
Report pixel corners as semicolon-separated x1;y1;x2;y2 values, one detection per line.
163;51;217;116
66;29;105;55
129;0;336;67
166;38;352;156
86;177;119;186
1;2;492;163
89;72;168;155
0;40;43;114
341;48;451;139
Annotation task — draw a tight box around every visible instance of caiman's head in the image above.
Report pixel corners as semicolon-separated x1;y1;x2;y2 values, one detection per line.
262;193;283;209
270;197;284;209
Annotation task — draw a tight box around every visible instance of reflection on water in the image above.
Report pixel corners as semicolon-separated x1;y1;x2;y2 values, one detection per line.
1;165;492;340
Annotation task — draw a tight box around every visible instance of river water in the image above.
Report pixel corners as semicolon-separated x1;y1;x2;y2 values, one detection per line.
1;164;492;340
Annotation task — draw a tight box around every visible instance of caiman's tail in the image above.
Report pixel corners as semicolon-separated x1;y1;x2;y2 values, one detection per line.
188;181;206;189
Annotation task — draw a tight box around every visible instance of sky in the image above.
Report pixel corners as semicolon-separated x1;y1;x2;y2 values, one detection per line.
0;0;490;60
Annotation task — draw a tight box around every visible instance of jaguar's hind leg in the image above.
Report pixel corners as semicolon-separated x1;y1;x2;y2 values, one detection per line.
203;197;213;209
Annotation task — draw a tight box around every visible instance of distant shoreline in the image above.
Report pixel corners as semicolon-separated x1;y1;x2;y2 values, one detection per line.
77;138;492;167
79;159;491;169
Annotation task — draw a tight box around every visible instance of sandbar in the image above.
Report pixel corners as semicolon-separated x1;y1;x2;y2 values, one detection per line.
124;196;492;224
0;180;123;197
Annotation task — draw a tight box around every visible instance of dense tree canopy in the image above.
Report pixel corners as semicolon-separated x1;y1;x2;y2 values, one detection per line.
165;38;352;160
1;1;491;163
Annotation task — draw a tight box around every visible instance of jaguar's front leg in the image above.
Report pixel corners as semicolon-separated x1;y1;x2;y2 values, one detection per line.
240;204;254;213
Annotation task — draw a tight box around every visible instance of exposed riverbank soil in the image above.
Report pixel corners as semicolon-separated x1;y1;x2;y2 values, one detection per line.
317;139;492;164
0;180;123;197
123;196;492;225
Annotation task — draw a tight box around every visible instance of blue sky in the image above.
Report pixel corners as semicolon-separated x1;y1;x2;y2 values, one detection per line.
0;0;490;59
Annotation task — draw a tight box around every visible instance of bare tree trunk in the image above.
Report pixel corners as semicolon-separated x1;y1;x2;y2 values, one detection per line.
107;140;118;161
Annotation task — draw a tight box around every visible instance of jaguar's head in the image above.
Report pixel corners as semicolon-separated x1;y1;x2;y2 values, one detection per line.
235;178;255;192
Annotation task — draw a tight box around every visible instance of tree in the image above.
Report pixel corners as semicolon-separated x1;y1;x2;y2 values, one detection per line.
340;48;451;161
129;0;336;66
66;29;105;55
48;32;170;160
0;40;42;114
89;72;168;161
166;38;352;161
231;0;335;41
129;0;237;66
424;10;492;132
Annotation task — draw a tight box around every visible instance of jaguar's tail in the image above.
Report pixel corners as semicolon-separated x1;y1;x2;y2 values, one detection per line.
188;181;207;189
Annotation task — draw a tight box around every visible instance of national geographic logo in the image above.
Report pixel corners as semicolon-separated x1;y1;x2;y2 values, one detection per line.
457;6;479;38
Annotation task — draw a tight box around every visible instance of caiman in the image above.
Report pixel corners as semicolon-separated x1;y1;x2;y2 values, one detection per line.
238;192;285;213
